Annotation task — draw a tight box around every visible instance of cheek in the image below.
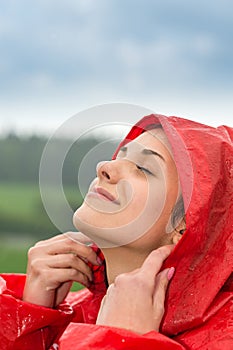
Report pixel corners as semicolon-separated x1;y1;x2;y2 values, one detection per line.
165;170;180;211
143;180;166;220
72;178;169;248
73;180;149;229
123;182;148;217
120;177;167;227
73;175;168;234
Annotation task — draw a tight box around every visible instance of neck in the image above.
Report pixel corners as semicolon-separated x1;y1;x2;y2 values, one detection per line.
102;246;149;284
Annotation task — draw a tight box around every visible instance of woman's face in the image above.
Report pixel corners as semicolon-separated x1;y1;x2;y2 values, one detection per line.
73;128;180;249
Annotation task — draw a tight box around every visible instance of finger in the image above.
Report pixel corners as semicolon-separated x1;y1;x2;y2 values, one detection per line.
45;268;91;290
51;240;101;266
28;254;92;282
35;237;101;266
54;281;73;307
153;267;175;310
96;295;107;324
35;232;94;246
65;231;94;245
47;254;93;282
152;268;173;329
35;234;66;246
140;245;174;281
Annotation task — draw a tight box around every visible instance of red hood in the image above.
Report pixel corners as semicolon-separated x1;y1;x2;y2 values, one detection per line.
113;113;233;335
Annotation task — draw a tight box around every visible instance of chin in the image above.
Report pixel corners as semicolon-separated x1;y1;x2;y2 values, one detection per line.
73;203;161;249
73;204;91;233
73;211;116;248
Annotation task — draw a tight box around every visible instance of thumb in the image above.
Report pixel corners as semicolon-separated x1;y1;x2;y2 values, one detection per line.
152;267;175;330
54;281;73;307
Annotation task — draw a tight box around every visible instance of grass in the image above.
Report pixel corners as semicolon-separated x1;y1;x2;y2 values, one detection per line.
0;181;83;236
0;242;83;291
0;182;40;214
0;181;84;291
0;181;82;221
0;244;28;273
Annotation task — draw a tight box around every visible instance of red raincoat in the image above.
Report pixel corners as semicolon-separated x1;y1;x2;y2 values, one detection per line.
0;114;232;350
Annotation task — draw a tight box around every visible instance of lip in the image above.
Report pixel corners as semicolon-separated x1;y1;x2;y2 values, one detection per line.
89;186;120;204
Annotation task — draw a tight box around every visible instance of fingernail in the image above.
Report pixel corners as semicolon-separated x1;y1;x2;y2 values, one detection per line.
97;257;103;265
167;267;175;281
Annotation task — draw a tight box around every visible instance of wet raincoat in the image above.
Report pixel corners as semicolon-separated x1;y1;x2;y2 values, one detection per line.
0;114;232;350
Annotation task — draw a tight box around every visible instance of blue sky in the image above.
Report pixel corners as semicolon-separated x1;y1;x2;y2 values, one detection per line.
0;0;232;135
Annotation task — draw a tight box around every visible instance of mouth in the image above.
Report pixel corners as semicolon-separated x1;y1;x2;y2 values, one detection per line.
88;186;120;205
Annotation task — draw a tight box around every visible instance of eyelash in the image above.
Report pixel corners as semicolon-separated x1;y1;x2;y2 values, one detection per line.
136;165;153;175
117;154;154;176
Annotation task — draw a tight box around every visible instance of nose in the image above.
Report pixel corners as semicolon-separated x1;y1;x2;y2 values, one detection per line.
96;160;123;183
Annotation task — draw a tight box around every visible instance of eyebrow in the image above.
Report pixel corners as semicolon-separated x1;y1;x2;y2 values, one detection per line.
142;148;165;161
119;146;165;162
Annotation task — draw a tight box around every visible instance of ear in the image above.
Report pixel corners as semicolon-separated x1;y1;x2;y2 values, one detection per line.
171;219;186;245
172;230;183;245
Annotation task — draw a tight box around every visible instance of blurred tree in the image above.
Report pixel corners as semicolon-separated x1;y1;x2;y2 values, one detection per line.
0;133;118;237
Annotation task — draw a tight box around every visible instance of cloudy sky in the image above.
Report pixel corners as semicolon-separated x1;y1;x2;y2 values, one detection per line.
0;0;232;135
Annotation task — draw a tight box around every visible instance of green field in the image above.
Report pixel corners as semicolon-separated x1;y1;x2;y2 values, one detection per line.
0;243;29;273
0;243;83;291
0;181;83;236
0;181;84;291
0;182;39;214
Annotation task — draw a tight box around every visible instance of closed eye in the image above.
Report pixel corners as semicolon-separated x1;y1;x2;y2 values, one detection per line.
136;165;153;175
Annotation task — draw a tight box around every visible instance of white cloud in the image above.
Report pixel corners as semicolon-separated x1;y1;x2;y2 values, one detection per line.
0;0;232;132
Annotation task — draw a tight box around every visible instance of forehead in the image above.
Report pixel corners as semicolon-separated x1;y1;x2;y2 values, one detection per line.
132;128;173;155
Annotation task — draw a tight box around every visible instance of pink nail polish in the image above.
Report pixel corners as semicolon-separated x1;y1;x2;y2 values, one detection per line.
97;257;103;265
167;267;175;281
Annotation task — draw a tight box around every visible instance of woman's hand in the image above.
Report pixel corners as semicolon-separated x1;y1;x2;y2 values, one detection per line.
23;232;101;308
96;245;174;334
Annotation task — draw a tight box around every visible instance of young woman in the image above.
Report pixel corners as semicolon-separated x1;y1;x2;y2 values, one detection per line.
0;114;232;349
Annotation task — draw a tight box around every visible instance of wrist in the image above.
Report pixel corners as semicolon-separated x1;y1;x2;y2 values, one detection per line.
23;280;55;308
